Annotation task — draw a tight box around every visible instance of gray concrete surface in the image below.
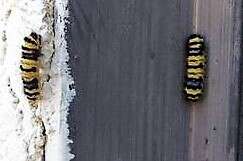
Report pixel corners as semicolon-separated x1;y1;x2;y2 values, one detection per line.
66;0;242;161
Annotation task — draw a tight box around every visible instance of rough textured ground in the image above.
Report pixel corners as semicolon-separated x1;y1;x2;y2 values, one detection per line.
0;0;75;161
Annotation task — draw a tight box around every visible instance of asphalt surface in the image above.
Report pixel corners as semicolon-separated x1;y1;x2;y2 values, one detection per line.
66;0;241;161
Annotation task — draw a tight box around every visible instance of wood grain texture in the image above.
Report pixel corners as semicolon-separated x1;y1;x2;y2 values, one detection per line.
67;0;192;161
189;0;242;161
66;0;242;161
237;0;243;159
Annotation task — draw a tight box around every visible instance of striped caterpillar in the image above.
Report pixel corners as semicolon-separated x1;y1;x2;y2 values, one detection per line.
20;32;42;108
184;34;207;101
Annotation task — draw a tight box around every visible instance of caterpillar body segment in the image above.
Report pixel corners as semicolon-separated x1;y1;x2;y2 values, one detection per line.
184;34;207;102
20;32;42;108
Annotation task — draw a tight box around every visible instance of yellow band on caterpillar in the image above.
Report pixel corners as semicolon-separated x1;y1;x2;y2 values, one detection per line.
21;72;39;79
29;100;38;108
187;55;206;62
21;63;39;69
188;61;204;66
189;44;202;48
187;74;204;79
189;37;203;43
23;42;40;50
21;58;39;66
187;68;205;74
184;88;202;95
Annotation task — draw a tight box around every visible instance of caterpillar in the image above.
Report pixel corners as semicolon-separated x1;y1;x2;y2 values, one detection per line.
184;34;207;101
20;32;42;108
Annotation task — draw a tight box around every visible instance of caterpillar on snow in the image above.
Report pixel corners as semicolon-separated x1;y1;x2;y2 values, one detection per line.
184;34;207;101
20;32;42;108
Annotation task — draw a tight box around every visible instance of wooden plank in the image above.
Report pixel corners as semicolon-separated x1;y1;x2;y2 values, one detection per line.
188;0;241;161
67;0;192;161
238;0;243;157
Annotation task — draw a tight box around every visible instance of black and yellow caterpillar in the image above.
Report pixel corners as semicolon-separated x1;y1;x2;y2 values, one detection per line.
184;34;206;101
20;32;42;108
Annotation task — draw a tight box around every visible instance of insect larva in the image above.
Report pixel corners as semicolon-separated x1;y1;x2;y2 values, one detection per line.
20;32;42;108
184;34;207;101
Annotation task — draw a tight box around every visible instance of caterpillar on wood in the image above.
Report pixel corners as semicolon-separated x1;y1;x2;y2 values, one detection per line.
184;34;207;101
20;32;42;108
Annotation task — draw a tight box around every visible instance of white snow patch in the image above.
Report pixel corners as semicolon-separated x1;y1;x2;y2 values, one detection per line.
0;0;75;161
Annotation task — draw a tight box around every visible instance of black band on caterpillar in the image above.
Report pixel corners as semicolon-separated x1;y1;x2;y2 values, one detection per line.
24;37;38;46
20;65;37;72
22;52;40;60
23;79;39;90
24;90;40;97
22;46;40;52
27;96;37;101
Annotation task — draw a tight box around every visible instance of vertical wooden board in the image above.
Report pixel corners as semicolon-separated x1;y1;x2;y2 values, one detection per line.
189;0;241;161
237;0;243;159
67;0;192;161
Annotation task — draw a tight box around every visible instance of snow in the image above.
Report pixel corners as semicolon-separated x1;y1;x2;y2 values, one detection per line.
0;0;75;161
